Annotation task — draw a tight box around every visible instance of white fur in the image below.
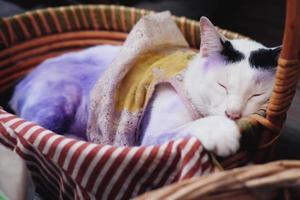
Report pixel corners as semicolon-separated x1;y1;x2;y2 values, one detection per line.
177;116;240;157
140;83;193;136
141;17;276;157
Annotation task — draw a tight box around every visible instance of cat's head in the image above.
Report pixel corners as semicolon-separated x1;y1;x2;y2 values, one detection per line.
184;17;281;120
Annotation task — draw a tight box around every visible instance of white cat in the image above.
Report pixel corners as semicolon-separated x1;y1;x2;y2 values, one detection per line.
140;17;279;156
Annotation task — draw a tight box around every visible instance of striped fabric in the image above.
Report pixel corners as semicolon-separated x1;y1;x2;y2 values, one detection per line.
0;108;215;200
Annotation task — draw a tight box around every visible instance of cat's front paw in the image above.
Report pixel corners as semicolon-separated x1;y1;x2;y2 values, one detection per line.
187;116;240;157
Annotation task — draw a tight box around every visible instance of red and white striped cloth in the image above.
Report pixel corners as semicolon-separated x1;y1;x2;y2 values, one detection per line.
0;108;215;200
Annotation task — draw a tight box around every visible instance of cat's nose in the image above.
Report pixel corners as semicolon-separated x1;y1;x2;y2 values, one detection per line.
225;110;241;120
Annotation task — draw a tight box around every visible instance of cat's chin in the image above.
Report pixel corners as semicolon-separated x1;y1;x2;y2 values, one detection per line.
202;111;226;118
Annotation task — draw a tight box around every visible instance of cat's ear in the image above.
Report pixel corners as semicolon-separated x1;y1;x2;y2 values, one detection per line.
270;46;282;67
199;17;226;57
271;46;282;58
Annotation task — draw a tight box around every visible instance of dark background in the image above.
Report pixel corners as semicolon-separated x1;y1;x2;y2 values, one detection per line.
1;0;299;160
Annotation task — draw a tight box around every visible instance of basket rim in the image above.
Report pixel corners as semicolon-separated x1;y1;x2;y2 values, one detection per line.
0;4;249;49
136;160;300;199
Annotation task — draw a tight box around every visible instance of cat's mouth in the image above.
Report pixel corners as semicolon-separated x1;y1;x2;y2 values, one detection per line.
225;111;241;120
205;112;243;121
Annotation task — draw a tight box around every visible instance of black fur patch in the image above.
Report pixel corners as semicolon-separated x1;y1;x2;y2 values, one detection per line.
249;47;281;70
220;40;245;63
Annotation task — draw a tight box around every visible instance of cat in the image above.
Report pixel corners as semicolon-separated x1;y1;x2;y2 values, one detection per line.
9;17;280;156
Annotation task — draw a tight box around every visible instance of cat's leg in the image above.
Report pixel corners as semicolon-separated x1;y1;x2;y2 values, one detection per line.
142;116;240;157
139;83;194;144
22;99;73;133
20;82;82;135
178;116;240;157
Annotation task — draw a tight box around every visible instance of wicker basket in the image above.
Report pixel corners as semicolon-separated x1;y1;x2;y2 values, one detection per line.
0;1;299;199
0;4;268;169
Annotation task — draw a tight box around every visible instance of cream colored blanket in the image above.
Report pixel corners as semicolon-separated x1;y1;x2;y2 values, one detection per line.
87;12;200;146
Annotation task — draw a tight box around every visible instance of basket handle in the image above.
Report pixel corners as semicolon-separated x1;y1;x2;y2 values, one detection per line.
255;0;300;161
266;0;300;126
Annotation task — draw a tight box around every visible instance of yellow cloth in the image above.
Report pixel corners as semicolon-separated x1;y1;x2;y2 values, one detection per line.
116;48;196;112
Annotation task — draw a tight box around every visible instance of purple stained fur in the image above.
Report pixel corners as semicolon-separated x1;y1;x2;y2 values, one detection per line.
141;126;191;146
10;45;120;139
202;54;225;72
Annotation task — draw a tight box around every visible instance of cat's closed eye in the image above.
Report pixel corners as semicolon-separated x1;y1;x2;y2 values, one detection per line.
218;83;228;94
248;93;264;100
